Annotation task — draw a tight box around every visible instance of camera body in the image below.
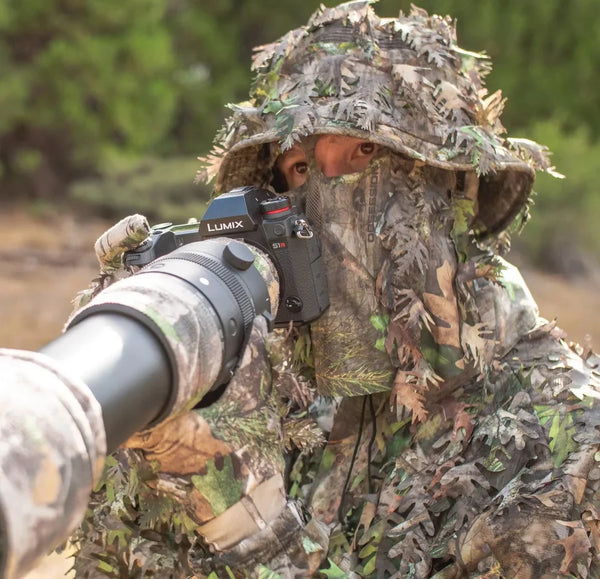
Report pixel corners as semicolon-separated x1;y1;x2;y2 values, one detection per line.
124;186;329;326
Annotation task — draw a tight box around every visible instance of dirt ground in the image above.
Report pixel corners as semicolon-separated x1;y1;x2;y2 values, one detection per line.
1;205;599;578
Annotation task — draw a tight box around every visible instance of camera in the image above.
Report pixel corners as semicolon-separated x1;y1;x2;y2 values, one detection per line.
125;186;329;326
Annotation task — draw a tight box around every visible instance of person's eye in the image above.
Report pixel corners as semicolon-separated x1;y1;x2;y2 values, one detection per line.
357;142;376;157
293;161;308;175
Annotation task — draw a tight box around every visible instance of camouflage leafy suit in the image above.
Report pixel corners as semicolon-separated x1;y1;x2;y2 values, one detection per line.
71;1;600;577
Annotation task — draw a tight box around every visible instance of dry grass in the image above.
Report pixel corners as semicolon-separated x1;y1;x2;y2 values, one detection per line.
0;207;109;350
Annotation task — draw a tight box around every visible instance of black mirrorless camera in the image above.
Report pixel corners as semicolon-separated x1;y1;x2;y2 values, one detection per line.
124;186;329;326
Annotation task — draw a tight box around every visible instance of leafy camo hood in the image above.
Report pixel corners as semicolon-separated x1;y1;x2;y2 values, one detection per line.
201;0;561;239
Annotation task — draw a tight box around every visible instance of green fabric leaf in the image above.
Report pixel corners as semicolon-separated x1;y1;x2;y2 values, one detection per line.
191;455;243;516
257;565;284;579
548;410;578;468
320;559;348;578
370;313;389;332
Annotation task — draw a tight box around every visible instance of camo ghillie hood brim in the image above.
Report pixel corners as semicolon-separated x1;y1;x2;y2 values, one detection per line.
200;0;562;238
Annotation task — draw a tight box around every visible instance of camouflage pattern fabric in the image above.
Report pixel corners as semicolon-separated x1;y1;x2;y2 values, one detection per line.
290;150;600;577
0;349;105;579
71;1;600;578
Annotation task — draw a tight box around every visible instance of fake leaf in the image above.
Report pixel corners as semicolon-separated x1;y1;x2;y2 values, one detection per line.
434;462;490;499
395;289;434;332
422;261;461;349
454;126;502;175
370;313;390;332
441;398;476;442
476;89;506;130
138;495;173;529
434;80;465;113
386;319;421;366
257;565;285;579
319;560;348;579
555;520;592;575
392;64;431;89
476;408;540;451
548;410;578;468
353;500;377;550
391;371;427;423
460;322;495;374
386;530;429;575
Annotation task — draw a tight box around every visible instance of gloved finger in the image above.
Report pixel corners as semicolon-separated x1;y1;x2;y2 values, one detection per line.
218;314;273;410
70;214;150;313
94;214;150;274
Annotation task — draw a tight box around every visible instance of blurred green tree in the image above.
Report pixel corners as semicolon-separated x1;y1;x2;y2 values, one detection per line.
162;0;323;155
0;0;177;199
378;0;600;137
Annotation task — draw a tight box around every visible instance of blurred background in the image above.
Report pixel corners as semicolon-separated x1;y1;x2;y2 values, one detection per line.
0;1;597;577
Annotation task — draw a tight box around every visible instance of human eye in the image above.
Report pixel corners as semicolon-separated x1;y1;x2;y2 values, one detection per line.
356;141;377;157
276;147;308;188
359;142;376;155
293;161;308;175
346;140;378;172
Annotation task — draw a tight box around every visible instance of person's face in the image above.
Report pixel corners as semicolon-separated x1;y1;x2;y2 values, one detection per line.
276;135;379;189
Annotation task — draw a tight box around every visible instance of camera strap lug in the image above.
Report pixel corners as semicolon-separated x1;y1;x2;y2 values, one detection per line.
293;218;313;239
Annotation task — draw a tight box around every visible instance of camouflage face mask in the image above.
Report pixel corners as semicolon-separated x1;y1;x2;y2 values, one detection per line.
285;145;464;397
288;144;539;400
287;144;395;397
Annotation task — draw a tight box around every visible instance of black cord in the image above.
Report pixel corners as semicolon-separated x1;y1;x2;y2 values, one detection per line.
367;395;377;494
337;396;367;523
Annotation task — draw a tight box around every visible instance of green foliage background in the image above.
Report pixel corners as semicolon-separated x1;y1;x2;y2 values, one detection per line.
1;0;598;271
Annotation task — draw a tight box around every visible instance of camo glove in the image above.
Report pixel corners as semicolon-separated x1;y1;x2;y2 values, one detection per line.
72;214;150;311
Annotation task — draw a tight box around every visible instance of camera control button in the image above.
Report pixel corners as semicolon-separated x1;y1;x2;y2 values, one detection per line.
224;241;255;271
285;296;303;313
261;197;290;214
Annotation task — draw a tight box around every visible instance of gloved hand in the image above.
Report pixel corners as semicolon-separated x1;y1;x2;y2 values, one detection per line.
127;315;329;576
71;213;150;311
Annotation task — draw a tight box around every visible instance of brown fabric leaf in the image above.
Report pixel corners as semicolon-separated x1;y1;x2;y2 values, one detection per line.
124;414;232;476
386;318;422;367
554;520;592;575
441;398;476;442
352;499;376;550
395;288;434;332
475;89;507;131
390;370;427;423
423;260;461;349
460;322;496;374
583;505;600;553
